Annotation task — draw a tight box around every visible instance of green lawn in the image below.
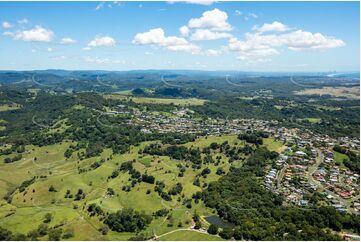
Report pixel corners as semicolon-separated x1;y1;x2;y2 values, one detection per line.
159;230;223;241
263;137;286;153
333;151;349;165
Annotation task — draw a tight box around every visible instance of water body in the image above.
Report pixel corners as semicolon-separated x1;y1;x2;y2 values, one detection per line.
205;215;235;228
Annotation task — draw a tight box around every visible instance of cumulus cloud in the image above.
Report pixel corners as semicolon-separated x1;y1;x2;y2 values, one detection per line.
253;21;289;33
133;28;200;53
167;0;216;5
280;30;345;50
87;36;116;47
179;25;190;37
3;25;54;42
229;37;279;62
2;21;12;29
190;29;232;41
228;29;345;62
188;8;232;31
60;37;77;44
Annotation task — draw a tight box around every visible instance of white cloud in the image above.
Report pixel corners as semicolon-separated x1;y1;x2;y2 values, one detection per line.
18;18;29;25
179;25;190;37
188;8;232;31
87;36;116;47
204;49;221;56
167;0;216;5
190;29;232;41
60;37;77;44
280;30;345;50
248;13;258;19
229;37;279;62
253;21;289;33
4;25;54;42
144;51;153;55
47;47;53;52
2;21;13;29
51;55;67;60
84;56;125;64
133;28;200;54
244;30;345;50
95;2;105;10
235;10;242;16
228;29;345;62
95;1;122;10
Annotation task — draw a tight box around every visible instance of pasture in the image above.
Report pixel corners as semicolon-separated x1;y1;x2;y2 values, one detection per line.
104;94;207;106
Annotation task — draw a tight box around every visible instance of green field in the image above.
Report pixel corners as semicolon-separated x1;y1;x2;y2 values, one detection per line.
0;103;21;112
333;151;349;165
159;230;223;241
263;137;287;153
104;94;207;106
297;118;322;124
0;133;250;240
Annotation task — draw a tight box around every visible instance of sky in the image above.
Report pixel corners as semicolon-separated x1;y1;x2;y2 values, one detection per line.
0;1;359;72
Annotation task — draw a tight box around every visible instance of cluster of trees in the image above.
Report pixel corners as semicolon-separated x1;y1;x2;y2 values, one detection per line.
104;208;152;232
4;154;22;164
108;160;156;192
238;131;268;145
199;147;360;240
0;221;67;240
142;144;202;168
87;203;105;217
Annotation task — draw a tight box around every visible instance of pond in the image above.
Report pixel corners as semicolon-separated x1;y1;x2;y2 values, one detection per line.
205;215;235;228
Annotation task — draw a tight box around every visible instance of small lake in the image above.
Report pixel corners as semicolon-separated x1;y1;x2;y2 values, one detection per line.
205;215;235;228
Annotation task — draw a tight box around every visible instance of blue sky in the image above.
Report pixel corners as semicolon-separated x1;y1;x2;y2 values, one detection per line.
0;1;359;72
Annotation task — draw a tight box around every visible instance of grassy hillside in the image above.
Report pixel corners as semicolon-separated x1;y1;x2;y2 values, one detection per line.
0;133;259;240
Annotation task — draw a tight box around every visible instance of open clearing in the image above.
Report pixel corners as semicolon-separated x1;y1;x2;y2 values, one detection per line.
104;94;207;106
295;86;360;99
159;230;222;241
0;103;21;112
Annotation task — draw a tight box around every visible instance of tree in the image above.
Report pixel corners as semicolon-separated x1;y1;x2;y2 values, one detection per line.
37;224;48;236
48;228;62;241
219;227;233;239
194;221;202;230
207;224;219;235
99;225;109;235
104;208;152;232
43;213;52;223
48;185;56;192
216;167;225;175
